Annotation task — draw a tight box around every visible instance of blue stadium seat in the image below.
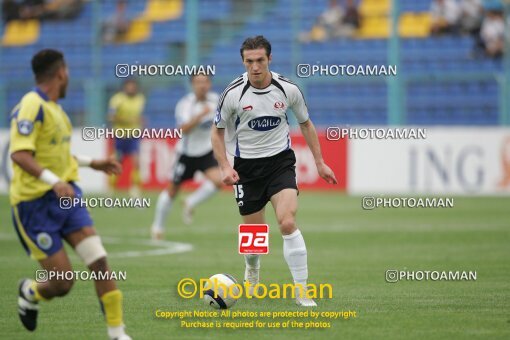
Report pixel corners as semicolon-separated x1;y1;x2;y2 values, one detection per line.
0;0;503;127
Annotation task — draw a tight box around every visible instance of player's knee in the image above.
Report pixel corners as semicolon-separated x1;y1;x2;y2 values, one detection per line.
52;278;74;297
278;216;296;234
75;235;107;267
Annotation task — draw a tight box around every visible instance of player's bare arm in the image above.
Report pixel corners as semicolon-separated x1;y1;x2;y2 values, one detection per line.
11;150;76;197
211;125;239;185
180;105;211;134
299;119;338;184
72;154;122;176
90;157;122;175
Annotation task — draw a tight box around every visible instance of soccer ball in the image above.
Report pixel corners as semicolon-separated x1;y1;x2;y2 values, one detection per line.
203;274;240;309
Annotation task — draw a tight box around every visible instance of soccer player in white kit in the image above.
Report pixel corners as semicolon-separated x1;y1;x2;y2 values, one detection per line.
211;36;337;306
151;75;223;240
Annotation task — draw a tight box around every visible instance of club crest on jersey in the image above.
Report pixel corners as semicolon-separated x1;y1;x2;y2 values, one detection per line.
17;120;34;136
248;116;281;131
274;101;285;109
36;232;53;250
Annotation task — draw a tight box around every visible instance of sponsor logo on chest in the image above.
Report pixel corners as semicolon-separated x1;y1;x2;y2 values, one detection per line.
248;116;281;131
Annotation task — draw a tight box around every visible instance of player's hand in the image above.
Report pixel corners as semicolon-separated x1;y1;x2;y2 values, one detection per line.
53;181;75;198
91;157;122;175
316;162;338;184
220;166;239;185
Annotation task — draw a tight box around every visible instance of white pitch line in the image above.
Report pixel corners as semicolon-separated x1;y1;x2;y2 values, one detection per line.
103;237;193;258
0;234;193;259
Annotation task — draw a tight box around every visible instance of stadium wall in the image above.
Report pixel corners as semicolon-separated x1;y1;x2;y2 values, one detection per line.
106;132;348;191
348;127;510;195
1;128;509;196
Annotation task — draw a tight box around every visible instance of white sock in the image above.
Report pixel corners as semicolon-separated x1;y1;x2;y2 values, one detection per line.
22;279;36;302
107;324;126;339
283;229;308;297
185;180;218;209
244;254;260;269
152;190;172;232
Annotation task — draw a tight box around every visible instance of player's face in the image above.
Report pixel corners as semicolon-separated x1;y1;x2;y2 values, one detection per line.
124;81;138;96
242;48;271;86
58;65;69;99
191;75;211;99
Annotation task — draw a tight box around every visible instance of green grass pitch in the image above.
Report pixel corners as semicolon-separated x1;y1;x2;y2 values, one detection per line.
1;192;509;339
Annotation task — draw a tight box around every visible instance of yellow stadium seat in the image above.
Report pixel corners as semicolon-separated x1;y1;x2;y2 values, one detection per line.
118;19;151;44
141;0;183;22
356;16;390;39
356;0;431;39
2;20;40;46
360;0;390;16
399;13;432;38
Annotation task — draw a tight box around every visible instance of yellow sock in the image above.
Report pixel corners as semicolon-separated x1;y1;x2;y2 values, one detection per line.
29;280;48;302
100;289;123;327
109;174;118;189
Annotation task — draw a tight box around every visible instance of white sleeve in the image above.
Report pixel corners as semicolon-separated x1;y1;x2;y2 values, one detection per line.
445;1;460;23
289;84;309;124
209;92;220;105
214;90;235;129
175;99;189;126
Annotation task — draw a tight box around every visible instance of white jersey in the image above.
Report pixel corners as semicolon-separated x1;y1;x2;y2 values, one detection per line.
175;92;219;157
214;71;309;159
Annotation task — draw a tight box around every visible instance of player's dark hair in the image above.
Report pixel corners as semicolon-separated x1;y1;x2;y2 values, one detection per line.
240;35;272;59
31;49;65;83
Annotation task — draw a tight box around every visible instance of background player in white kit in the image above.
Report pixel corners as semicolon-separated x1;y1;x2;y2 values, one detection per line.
211;36;337;307
151;75;223;240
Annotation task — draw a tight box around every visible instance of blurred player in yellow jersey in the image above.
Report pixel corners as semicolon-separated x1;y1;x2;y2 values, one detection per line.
10;49;131;340
108;79;145;197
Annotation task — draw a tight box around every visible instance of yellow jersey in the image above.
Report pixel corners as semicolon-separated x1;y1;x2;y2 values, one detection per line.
108;92;145;132
9;88;79;205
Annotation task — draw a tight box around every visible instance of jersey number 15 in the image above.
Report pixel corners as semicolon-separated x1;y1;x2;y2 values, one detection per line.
234;184;244;199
